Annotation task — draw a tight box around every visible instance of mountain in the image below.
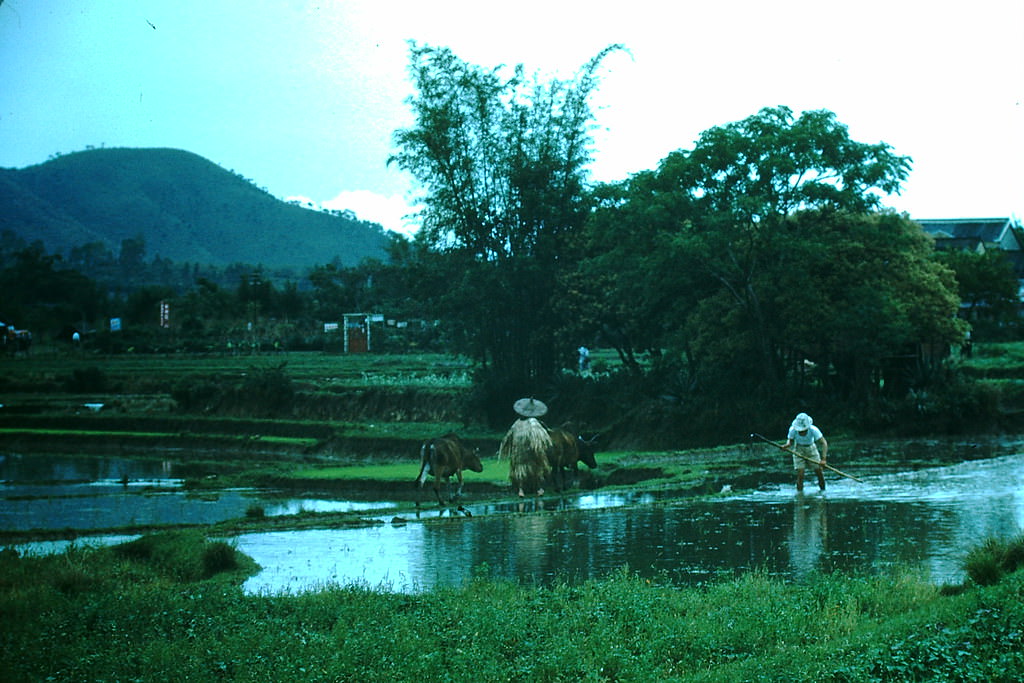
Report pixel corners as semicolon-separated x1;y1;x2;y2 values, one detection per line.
0;148;390;270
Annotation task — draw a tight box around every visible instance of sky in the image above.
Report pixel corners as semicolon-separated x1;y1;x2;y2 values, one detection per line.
1;0;1021;236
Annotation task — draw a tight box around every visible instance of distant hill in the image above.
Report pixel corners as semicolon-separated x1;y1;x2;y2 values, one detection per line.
0;148;390;270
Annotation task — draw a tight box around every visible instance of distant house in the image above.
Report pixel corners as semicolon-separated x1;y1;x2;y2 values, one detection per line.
918;216;1024;323
917;217;1023;254
919;216;1024;290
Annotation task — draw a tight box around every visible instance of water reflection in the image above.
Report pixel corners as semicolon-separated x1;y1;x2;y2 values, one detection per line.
0;451;399;531
15;534;140;557
5;451;1023;596
263;499;397;517
0;453;178;485
241;453;1024;594
0;488;398;532
789;495;827;580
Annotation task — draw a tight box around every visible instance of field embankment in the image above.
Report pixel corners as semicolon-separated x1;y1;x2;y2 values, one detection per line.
1;530;1022;681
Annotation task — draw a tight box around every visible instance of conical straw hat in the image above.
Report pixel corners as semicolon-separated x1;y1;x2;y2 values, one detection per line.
513;397;548;417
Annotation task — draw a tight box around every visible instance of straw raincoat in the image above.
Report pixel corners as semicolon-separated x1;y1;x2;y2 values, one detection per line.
499;398;552;497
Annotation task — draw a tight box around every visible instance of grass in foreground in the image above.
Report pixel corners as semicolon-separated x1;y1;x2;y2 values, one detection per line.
1;532;1023;682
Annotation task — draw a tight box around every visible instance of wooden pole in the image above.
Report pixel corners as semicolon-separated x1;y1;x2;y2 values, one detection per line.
750;432;863;483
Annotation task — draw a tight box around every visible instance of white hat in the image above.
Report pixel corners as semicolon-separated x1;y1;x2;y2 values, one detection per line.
791;412;813;431
513;397;548;417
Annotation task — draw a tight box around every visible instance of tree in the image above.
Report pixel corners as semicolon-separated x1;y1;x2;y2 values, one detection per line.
307;263;357;320
934;248;1020;339
0;244;107;336
577;107;961;414
179;278;238;325
118;235;147;286
748;210;963;402
667;107;913;386
124;285;175;327
237;269;274;316
390;43;620;391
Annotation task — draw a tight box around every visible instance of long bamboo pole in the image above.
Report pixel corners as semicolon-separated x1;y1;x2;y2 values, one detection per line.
750;432;863;483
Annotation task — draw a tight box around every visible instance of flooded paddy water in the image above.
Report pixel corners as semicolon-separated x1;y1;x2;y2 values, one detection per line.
3;447;1023;595
0;454;397;533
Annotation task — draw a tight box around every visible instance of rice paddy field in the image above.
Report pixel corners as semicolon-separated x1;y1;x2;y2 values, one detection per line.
3;346;1024;680
3;343;1024;519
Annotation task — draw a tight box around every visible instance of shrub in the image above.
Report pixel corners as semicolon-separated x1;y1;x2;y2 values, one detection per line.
64;366;108;393
113;531;241;581
52;557;99;595
171;365;296;417
171;375;223;413
965;539;1005;586
201;541;238;577
1003;533;1024;572
964;533;1024;586
245;504;266;519
236;364;295;416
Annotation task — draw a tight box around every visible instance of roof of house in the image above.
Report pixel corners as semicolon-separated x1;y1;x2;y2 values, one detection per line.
918;218;1015;243
931;236;984;252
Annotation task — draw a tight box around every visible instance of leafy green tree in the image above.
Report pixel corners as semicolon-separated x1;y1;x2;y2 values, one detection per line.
578;173;704;377
236;269;273;316
390;43;620;390
0;244;106;337
123;285;176;327
666;107;913;385
67;241;117;276
308;263;358;320
118;235;147;286
177;278;238;329
934;248;1020;339
578;106;962;412
274;280;306;321
751;210;963;402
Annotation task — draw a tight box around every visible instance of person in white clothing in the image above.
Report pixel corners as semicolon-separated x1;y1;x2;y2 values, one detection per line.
783;412;828;492
577;346;590;373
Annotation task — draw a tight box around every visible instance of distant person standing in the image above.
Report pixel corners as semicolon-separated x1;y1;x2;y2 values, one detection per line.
783;412;828;492
577;346;590;373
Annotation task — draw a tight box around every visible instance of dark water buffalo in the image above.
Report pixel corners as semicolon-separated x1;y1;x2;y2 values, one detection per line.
416;432;483;505
546;427;598;491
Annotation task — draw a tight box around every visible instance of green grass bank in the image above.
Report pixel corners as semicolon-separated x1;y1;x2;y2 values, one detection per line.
1;532;1023;682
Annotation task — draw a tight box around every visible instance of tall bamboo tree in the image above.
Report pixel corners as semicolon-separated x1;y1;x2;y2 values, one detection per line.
390;43;620;390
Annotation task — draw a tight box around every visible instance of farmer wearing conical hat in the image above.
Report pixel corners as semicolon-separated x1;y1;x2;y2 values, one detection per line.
499;398;553;497
783;412;828;492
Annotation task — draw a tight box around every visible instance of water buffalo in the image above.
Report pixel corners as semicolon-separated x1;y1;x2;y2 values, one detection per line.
546;427;598;491
416;432;483;505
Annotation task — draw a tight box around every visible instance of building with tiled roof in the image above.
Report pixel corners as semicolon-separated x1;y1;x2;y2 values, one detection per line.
917;217;1022;254
919;217;1024;313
